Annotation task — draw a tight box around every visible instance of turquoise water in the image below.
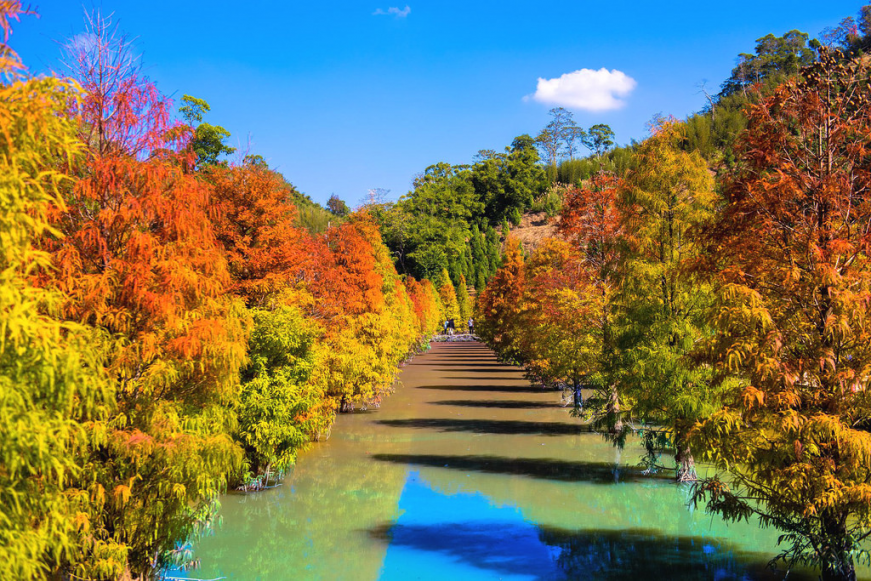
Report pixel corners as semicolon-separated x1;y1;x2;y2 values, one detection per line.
173;342;867;580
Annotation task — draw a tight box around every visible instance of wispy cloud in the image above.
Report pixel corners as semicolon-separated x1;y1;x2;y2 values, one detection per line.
527;68;637;112
68;32;100;53
373;5;411;18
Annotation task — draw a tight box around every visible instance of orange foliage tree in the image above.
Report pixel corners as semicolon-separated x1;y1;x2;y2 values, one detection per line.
517;238;593;389
476;237;526;360
692;51;871;580
205;151;438;473
556;173;624;428
43;16;248;576
208;160;309;305
310;216;424;412
405;277;442;340
0;7;450;578
204;158;333;479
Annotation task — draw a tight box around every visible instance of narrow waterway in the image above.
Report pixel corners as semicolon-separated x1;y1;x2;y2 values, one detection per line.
179;341;864;580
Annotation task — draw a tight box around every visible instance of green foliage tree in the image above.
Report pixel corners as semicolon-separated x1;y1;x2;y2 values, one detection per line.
719;30;814;98
237;304;321;478
376;163;477;282
535;107;587;166
557;143;639;183
179;94;236;167
327;194;350;217
583;124;616;158
374;133;545;288
501;135;548;218
682;30;815;166
471;134;546;224
456;274;472;322
613;120;721;481
682;96;748;163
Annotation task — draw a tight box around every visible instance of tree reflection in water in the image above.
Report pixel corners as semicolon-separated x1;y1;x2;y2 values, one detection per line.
374;519;818;581
538;526;817;581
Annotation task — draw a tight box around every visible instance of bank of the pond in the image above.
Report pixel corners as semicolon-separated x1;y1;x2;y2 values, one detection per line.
174;341;869;581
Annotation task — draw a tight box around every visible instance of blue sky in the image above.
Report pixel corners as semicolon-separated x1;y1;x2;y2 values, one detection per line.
13;1;864;206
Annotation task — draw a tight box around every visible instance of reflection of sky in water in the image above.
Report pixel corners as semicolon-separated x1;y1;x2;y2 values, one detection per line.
379;471;562;581
378;471;816;581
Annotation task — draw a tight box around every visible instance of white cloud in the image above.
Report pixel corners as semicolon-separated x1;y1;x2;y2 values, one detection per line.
529;68;637;112
373;5;411;17
68;32;100;53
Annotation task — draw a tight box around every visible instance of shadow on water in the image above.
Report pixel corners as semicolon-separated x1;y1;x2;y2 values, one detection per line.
371;453;665;484
434;363;520;368
537;525;815;581
368;521;555;579
368;521;814;581
414;384;551;393
375;418;592;437
427;361;499;366
416;353;492;359
430;399;565;410
438;367;523;373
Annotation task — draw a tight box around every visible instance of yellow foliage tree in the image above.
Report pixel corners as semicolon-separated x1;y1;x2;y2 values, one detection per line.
437;268;460;322
0;17;115;578
456;274;472;323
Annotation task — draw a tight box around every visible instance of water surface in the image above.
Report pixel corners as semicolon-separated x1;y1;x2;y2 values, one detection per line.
179;342;865;580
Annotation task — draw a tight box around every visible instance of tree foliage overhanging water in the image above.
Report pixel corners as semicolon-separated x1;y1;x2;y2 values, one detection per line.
5;2;871;580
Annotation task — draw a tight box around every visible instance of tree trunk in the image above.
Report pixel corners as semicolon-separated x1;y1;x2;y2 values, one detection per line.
821;512;857;581
613;445;622;482
607;387;622;434
572;380;583;411
822;562;857;581
675;443;697;482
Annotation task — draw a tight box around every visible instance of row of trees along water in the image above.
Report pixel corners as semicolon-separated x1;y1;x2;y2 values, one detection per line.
6;0;871;579
474;10;871;581
0;5;470;580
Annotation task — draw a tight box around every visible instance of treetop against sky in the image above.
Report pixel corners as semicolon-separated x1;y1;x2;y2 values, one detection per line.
13;0;861;206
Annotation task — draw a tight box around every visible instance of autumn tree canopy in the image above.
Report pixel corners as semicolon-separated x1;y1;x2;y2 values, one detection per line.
692;50;871;581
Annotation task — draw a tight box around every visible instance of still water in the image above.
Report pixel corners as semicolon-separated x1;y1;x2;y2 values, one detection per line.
177;342;867;580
